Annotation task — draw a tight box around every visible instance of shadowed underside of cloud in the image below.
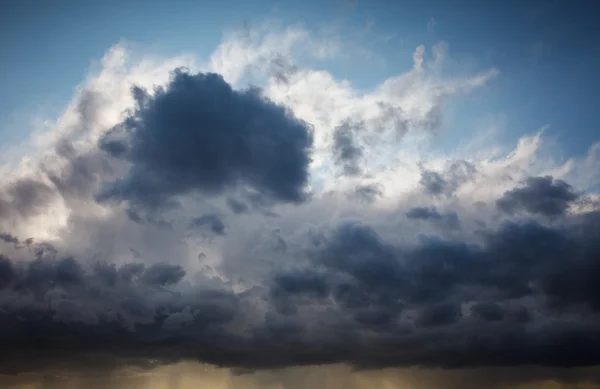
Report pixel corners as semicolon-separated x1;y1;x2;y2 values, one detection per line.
0;179;55;221
97;69;314;210
419;160;477;197
1;209;600;375
406;206;460;229
497;175;580;217
333;121;364;176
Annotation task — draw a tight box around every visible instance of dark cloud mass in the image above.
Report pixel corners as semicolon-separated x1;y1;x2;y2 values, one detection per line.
1;59;600;387
97;69;313;209
497;175;580;216
1;208;600;375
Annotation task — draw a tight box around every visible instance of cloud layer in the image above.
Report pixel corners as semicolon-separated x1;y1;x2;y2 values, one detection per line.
1;22;600;388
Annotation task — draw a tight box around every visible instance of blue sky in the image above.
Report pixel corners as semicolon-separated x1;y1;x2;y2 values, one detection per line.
1;0;599;157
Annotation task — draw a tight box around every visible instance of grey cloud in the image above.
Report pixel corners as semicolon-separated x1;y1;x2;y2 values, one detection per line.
419;170;447;196
420;160;477;196
497;175;579;217
406;206;460;229
267;54;300;85
139;263;186;286
0;93;118;229
271;270;329;315
0;178;55;221
351;184;383;203
45;140;114;200
470;302;505;322
0;233;19;245
406;206;443;220
2;211;600;374
190;214;227;236
263;211;600;368
415;302;462;328
226;197;249;214
1;68;599;382
77;89;106;127
333;121;363;176
97;69;313;210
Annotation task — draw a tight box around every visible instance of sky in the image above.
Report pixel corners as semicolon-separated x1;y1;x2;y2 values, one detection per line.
0;0;600;388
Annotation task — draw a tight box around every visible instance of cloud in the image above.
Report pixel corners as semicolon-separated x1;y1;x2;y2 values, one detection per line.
97;70;314;210
419;160;478;197
190;214;227;236
0;178;55;221
351;184;384;203
1;20;600;389
405;206;460;229
332;121;364;176
496;175;580;217
2;209;600;376
0;233;19;245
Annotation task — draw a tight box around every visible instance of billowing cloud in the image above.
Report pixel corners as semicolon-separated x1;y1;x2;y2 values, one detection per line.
496;175;580;217
97;70;314;209
2;210;600;376
1;21;600;389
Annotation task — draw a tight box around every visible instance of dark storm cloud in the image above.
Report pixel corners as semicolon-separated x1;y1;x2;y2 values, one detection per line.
0;251;240;374
139;263;186;286
373;102;410;138
2;211;600;375
420;160;477;196
332;121;363;176
261;211;600;368
470;302;505;322
497;175;580;217
97;69;313;210
415;302;462;328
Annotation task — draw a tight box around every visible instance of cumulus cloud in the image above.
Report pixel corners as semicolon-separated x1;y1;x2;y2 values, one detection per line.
97;70;313;209
496;175;580;217
1;20;600;389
